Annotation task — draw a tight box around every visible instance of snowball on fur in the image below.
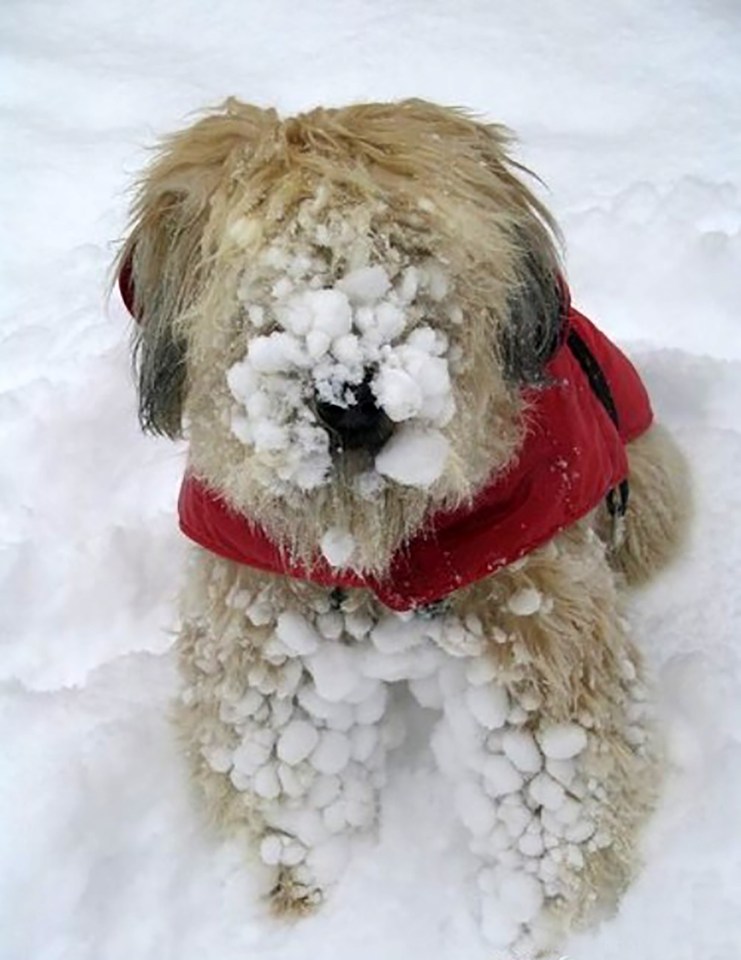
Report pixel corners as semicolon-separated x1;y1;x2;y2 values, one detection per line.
374;426;450;486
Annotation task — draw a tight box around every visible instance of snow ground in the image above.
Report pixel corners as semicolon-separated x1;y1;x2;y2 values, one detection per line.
1;1;740;958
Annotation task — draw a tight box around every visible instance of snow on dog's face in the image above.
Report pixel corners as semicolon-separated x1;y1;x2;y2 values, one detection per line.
119;99;562;573
226;209;456;497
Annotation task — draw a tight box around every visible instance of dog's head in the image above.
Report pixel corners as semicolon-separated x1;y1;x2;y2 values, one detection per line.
118;99;563;573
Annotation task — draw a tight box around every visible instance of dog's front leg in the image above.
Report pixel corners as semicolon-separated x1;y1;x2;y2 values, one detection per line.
175;551;394;915
430;523;659;956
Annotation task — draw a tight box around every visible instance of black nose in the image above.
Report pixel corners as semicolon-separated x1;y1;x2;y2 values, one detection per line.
316;375;393;452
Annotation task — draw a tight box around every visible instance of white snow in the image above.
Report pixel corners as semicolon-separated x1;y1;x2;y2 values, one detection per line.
502;729;543;775
319;527;356;568
528;773;567;813
311;730;352;776
277;720;321;765
232;730;275;777
253;764;282;800
3;3;741;960
275;611;321;656
507;587;543;617
372;367;424;422
465;683;510;730
306;836;351;887
336;266;392;304
374;426;450;487
480;898;521;949
371;615;425;654
482;755;525;797
354;682;389;726
259;834;283;866
350;724;379;764
465;656;498;687
308;774;342;809
498;870;544;924
538;723;589;761
455;780;498;836
306;645;362;702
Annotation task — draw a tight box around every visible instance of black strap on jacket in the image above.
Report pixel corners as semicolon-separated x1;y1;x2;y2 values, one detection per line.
566;329;630;521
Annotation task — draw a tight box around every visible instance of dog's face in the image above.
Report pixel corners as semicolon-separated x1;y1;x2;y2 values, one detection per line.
120;99;562;573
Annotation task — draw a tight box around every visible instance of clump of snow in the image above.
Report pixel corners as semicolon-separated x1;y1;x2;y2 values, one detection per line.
455;780;498;836
507;588;543;617
350;725;379;764
254;765;282;800
372;326;453;425
231;729;275;777
306;645;362;702
275;611;321;655
480;898;522;949
370;615;427;654
311;730;352;776
374;426;450;487
306;836;352;888
259;833;283;866
465;684;509;730
538;723;589;760
482;755;525;796
498;870;544;924
320;527;356;568
336;265;391;303
354;683;389;726
465;656;498;687
502;730;543;775
277;720;321;765
528;773;567;812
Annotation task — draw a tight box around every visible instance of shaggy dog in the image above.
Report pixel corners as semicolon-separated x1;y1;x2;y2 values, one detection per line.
116;99;690;956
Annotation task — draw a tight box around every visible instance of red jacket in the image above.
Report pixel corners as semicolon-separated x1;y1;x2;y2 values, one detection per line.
120;266;652;611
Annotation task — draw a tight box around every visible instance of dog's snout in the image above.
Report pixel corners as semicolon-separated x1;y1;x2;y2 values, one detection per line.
316;376;393;452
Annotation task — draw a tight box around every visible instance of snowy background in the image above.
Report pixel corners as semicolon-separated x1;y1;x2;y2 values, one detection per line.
2;1;740;957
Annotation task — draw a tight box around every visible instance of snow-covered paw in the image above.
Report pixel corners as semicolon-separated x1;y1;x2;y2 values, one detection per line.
263;829;355;918
428;651;656;955
268;863;324;918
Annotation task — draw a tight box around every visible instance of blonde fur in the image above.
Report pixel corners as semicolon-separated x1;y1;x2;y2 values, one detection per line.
599;422;693;585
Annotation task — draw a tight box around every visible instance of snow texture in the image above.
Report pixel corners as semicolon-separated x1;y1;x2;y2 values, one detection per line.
227;236;455;494
374;425;451;487
320;527;356;568
195;587;626;956
2;1;741;959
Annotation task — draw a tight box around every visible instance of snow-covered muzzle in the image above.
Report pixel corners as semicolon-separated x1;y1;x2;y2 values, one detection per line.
226;230;460;496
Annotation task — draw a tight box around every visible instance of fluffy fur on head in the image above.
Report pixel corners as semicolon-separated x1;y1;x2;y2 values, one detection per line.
117;98;563;573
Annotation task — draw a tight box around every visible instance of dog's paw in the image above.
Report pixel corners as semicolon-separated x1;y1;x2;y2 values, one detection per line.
268;866;324;919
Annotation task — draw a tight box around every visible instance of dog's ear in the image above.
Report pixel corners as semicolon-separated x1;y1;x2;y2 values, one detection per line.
500;227;566;386
461;118;566;386
117;185;200;439
116;100;275;438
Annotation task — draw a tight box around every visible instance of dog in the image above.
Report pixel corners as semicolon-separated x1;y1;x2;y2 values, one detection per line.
116;98;690;956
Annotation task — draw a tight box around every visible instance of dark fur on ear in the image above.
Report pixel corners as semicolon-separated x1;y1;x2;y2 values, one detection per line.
500;225;566;387
115;100;278;438
133;272;190;439
468;124;566;387
125;187;198;439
